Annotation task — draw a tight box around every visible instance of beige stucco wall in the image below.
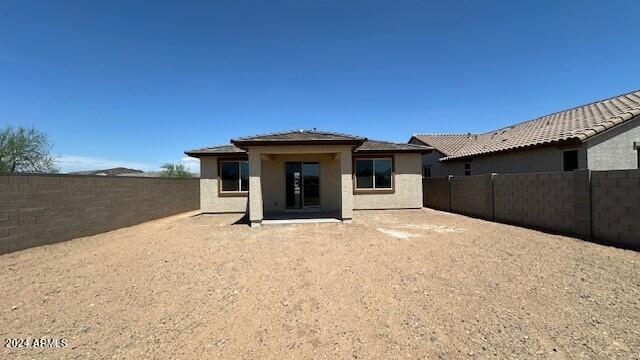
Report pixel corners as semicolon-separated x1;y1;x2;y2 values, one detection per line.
587;117;640;170
353;153;423;210
198;146;423;218
246;145;354;222
420;144;588;176
199;156;248;213
261;153;341;213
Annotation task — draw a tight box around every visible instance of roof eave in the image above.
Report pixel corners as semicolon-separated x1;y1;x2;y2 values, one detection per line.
440;137;583;162
184;151;201;158
184;150;247;158
577;112;640;142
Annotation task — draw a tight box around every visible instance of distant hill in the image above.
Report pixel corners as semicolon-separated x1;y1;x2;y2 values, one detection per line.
115;171;164;177
68;167;144;176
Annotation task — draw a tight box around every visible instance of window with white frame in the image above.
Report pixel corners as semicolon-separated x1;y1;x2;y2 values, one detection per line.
219;160;249;192
354;158;392;190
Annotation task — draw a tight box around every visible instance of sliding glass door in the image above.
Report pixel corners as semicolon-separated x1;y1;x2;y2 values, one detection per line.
302;163;320;207
285;162;320;209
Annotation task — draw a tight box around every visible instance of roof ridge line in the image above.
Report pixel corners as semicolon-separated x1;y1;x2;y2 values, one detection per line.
423;89;640;140
232;129;307;141
232;129;366;141
535;88;640;120
412;133;475;137
478;88;640;136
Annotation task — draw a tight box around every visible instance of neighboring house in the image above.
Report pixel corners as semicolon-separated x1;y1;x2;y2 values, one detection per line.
185;130;431;226
410;89;640;177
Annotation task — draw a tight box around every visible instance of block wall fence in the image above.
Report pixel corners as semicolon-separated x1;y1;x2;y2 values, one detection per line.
0;174;200;254
450;174;494;219
422;177;449;211
423;169;639;249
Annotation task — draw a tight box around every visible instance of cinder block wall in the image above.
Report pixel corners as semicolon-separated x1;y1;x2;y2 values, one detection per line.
0;174;200;254
449;174;494;218
591;170;640;248
422;177;450;210
422;169;638;249
493;170;591;236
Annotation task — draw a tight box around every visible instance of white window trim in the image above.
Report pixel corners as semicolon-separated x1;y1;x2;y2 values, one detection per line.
354;157;393;191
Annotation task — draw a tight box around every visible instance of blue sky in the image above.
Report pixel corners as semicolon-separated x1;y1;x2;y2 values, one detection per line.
1;1;639;173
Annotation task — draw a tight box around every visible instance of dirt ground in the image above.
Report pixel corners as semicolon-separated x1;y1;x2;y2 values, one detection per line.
1;209;639;359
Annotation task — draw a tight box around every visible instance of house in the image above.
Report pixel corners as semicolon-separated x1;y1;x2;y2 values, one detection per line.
410;89;640;177
185;130;431;226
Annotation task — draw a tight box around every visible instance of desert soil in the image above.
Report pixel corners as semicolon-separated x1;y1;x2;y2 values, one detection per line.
0;209;638;359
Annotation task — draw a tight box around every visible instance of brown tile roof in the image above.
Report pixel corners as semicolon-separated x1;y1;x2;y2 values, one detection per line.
355;140;432;153
412;89;640;161
186;131;431;156
184;144;246;157
231;129;366;146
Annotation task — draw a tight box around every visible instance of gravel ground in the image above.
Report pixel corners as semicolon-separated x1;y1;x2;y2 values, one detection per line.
1;209;639;359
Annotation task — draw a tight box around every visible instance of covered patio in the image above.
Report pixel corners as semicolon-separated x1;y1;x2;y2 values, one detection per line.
243;145;356;227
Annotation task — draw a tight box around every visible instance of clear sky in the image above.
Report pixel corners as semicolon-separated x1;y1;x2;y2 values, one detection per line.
1;1;639;173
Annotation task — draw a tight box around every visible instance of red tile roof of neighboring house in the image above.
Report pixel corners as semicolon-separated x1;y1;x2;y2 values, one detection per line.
411;89;640;161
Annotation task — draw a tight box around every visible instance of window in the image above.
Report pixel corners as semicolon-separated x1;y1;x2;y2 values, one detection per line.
464;163;471;176
563;150;578;171
423;165;432;178
355;158;392;190
219;160;249;193
635;141;640;169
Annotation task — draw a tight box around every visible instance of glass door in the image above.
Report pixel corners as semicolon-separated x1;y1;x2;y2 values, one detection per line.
285;162;302;209
302;163;320;207
285;162;320;209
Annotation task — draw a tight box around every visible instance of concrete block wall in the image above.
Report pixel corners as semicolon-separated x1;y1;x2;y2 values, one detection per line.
422;177;450;211
591;170;640;248
0;174;200;254
450;174;494;219
493;170;590;236
422;169;639;249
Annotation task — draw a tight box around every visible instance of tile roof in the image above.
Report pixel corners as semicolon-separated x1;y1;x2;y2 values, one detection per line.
409;134;473;157
412;89;640;161
231;129;366;145
184;144;246;157
186;131;431;156
355;140;432;153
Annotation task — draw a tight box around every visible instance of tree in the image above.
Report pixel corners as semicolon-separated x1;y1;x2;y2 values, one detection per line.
160;163;193;178
0;126;58;173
